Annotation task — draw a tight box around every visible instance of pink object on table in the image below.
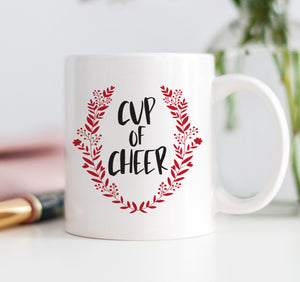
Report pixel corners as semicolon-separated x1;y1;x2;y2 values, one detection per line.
0;133;65;200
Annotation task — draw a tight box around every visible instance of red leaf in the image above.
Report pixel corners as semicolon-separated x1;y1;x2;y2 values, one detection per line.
140;209;147;213
87;117;93;126
139;201;145;210
87;170;98;177
82;164;89;168
184;123;190;131
91;178;101;183
171;169;176;178
146;201;150;207
174;159;179;169
176;154;182;159
120;196;124;203
121;206;129;209
156;199;164;203
163;193;173;196
178;169;189;176
182;116;188;125
174;177;184;182
105;178;109;187
92;126;99;134
132;202;137;210
148;206;157;209
103;194;113;197
85;124;92;132
96;161;102;171
176;125;184;134
167;177;171;186
93;155;100;161
168;105;177;111
100;171;105;179
153;195;156;202
83;157;93;165
99;105;108;111
187;162;193;167
112;200;120;203
130;209;138;214
127;201;131;208
182;156;193;164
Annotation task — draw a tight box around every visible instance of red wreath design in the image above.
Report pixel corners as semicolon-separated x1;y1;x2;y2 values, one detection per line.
73;85;202;213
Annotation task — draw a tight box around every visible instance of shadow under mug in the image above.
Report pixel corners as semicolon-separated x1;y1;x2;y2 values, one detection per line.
65;53;289;240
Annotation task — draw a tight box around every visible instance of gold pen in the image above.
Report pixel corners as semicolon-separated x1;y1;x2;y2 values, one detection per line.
0;191;64;229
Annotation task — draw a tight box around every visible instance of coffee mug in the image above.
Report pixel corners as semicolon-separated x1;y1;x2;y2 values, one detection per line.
65;53;289;240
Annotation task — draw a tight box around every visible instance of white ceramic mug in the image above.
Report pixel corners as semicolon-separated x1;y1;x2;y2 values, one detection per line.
65;53;289;240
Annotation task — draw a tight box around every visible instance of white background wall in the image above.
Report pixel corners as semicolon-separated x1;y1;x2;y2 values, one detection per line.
1;0;299;136
1;0;300;199
0;0;295;136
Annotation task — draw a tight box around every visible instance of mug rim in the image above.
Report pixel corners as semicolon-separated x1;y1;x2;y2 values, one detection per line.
66;52;214;60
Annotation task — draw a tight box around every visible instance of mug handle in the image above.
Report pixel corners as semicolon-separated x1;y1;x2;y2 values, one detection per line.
212;74;290;214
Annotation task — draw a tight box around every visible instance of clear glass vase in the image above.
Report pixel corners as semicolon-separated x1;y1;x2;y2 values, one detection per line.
208;0;300;214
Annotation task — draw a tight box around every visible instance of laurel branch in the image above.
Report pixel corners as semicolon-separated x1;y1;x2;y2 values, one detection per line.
73;85;202;213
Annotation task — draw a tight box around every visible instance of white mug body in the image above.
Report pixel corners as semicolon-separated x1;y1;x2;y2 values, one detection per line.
65;53;289;240
65;53;215;240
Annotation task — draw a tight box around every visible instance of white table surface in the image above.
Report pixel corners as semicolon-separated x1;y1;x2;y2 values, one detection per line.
1;207;300;282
